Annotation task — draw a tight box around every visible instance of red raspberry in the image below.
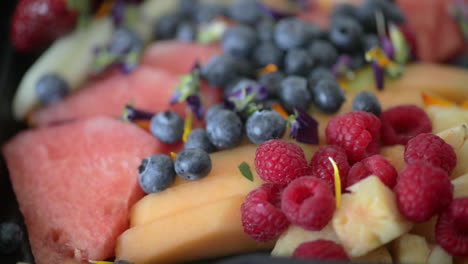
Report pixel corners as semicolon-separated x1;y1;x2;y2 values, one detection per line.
395;162;453;222
346;154;397;189
255;139;309;185
405;133;457;175
325;110;381;163
436;198;468;257
293;239;349;261
241;183;289;242
309;145;349;193
281;176;335;231
380;105;432;145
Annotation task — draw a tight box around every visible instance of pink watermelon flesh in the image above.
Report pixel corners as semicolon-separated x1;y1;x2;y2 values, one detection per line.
2;117;162;264
141;41;222;75
31;65;222;127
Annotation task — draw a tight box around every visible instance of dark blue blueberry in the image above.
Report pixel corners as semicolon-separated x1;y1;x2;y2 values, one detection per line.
308;40;338;67
256;18;276;42
357;0;405;33
284;49;314;76
206;109;243;149
258;71;285;97
252;42;284;68
363;34;380;50
138;154;175;194
329;15;363;53
308;67;336;87
228;0;263;24
274;18;311;50
176;22;197;42
279;76;312;111
201;54;239;87
0;222;22;255
194;3;226;24
36;73;69;105
246;110;286;144
175;148;212;180
177;0;199;18
352;91;382;116
109;27;142;54
330;3;358;19
303;22;322;43
154;13;181;40
222;25;258;58
234;56;256;78
205;103;225;122
150;111;184;144
184;128;216;153
310;79;345;113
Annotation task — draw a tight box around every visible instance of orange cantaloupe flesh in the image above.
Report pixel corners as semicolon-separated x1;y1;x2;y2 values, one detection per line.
130;143;319;226
116;196;274;264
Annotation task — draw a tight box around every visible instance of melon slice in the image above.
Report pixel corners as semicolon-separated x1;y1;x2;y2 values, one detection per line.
30;65;222;127
116;196;274;264
141;41;222;75
1;117;163;264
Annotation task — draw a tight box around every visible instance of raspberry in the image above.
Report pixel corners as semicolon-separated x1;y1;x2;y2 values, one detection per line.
309;145;349;192
346;154;397;189
395;162;453;222
436;198;468;257
380;105;432;145
325;110;381;163
281;176;335;231
293;239;349;261
241;183;289;241
405;133;457;175
255;139;309;185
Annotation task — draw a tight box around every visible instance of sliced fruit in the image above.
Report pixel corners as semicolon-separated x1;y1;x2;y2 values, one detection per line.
380;145;406;172
391;233;431;264
427;244;452;264
437;124;468;178
116;196;274;264
453;173;468;198
2;117;162;264
332;176;413;257
271;224;340;257
352;246;393;264
427;106;468;133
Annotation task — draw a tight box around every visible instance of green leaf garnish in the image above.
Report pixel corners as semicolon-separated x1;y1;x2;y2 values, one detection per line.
238;162;254;182
389;24;410;65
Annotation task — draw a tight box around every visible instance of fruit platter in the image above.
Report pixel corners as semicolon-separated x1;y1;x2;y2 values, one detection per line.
1;0;468;263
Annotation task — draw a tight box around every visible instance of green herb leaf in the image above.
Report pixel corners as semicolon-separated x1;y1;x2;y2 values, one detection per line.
238;162;254;182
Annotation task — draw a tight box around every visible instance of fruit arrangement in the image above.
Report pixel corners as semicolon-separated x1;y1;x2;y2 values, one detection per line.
1;0;468;264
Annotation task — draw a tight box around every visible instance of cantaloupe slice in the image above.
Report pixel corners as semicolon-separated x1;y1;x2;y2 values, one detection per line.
116;196;274;264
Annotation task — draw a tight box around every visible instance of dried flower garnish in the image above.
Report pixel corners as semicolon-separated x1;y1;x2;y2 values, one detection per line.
332;55;355;80
121;104;154;122
257;64;278;75
288;107;319;144
182;109;193;142
227;84;268;112
421;92;456;107
329;157;341;208
365;47;396;90
88;261;113;264
92;41;142;74
238;161;254;182
271;102;289;118
170;63;205;119
197;20;228;44
259;0;309;19
449;0;468;40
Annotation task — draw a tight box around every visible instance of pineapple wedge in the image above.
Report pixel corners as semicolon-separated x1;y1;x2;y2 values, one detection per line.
333;176;413;257
427;106;468;134
437;124;468;179
453;172;468;198
427;244;452;264
271;224;340;257
391;233;431;264
352;246;393;264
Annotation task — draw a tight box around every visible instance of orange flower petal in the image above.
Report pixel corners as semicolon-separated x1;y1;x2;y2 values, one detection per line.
421;92;455;107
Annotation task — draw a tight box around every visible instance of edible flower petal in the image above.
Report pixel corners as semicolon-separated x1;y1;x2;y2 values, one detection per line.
257;64;278;74
171;66;201;104
183;109;193;142
421;92;456;107
331;55;354;80
227;84;268;112
371;61;384;90
88;261;113;264
197;20;228;44
365;47;396;90
328;157;341;208
389;23;410;65
186;95;204;120
289;107;319;144
121;104;154;122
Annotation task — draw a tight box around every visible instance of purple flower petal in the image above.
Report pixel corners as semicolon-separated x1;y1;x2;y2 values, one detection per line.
123;104;155;121
289;107;319;144
331;55;353;77
372;61;385;91
111;0;125;27
186;95;204;120
381;36;395;60
258;1;297;19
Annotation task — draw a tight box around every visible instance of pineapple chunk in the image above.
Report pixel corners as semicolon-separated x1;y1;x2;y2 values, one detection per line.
427;244;452;264
453;173;468;198
391;233;430;264
332;176;413;257
437;124;468;178
352;246;392;264
381;145;405;172
271;224;339;257
427;106;468;133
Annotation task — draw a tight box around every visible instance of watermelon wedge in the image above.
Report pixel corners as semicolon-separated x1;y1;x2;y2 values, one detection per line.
1;117;164;264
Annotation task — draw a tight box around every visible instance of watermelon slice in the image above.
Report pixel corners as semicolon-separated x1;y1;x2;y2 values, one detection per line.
30;65;222;127
1;117;163;264
141;41;222;75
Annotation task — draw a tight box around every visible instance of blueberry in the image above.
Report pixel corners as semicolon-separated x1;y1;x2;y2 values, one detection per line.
256;18;276;42
201;54;239;87
184;128;216;153
150;111;184;144
329;15;363;53
177;0;199;18
154;13;181;40
258;71;285;97
330;3;358;19
176;22;197;42
206;110;243;149
109;27;142;54
352;91;382;116
222;25;258;58
175;148;212;180
308;67;336;87
357;0;405;33
284;49;314;76
363;34;380;50
205;103;225;122
274;18;312;50
308;40;338;67
0;222;22;255
246;110;286;144
279;76;312;111
252;42;283;68
228;0;263;24
114;260;134;264
234;56;256;78
194;3;226;23
138;154;175;193
36;73;69;105
310;79;345;113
